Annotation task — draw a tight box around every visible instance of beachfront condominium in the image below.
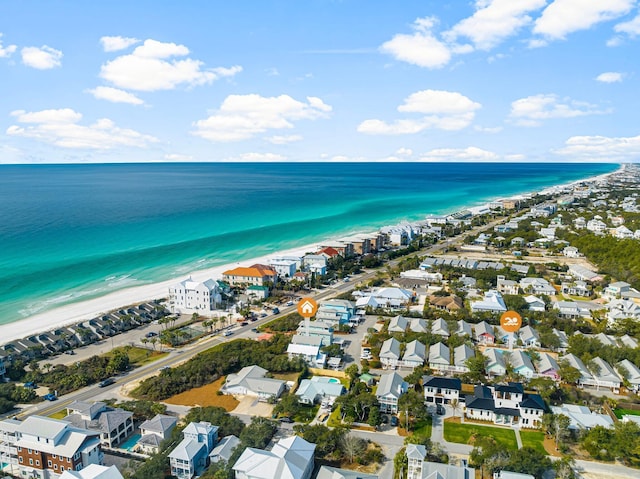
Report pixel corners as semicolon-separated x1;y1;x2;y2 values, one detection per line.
0;415;103;478
169;277;222;314
221;264;277;287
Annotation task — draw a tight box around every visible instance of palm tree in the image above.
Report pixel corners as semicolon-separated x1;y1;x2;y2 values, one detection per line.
211;317;219;332
450;398;461;418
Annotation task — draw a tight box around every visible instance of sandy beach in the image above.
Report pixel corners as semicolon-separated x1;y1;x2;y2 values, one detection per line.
0;241;321;344
0;165;622;346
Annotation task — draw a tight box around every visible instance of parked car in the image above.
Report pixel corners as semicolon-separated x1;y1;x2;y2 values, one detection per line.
436;404;446;415
251;328;259;333
390;416;398;427
260;313;267;318
24;382;37;389
145;332;158;338
279;416;294;423
223;330;233;337
43;393;57;401
65;350;75;355
272;307;280;314
240;321;249;326
98;378;115;388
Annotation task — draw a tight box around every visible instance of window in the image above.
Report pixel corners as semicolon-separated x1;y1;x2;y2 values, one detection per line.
28;448;32;454
29;458;33;465
54;464;58;470
17;447;22;452
61;466;65;472
19;457;23;463
48;461;52;467
36;460;40;466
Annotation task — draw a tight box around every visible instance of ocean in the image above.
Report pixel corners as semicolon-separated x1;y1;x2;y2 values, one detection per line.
0;162;617;325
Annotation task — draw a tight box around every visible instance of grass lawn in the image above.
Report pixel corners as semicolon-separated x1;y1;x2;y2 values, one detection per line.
401;417;433;438
104;346;168;367
444;420;518;450
327;405;343;428
164;376;239;411
294;404;319;423
48;410;67;420
520;430;547;455
614;408;640;419
271;372;301;382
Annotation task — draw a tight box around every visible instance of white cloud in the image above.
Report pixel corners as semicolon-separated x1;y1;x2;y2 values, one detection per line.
610;14;640;44
265;135;302;144
358;89;481;135
192;94;332;142
21;45;63;69
533;0;634;40
505;153;526;161
445;0;546;50
7;108;157;149
510;93;609;126
554;133;640;161
474;125;503;133
265;67;279;76
380;17;451;68
396;147;413;156
100;36;140;52
225;152;287;162
595;72;624;83
0;33;17;58
164;153;193;161
100;39;242;91
87;86;144;105
420;146;500;162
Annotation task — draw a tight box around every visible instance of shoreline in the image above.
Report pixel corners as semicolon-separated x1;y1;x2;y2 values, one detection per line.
0;164;622;346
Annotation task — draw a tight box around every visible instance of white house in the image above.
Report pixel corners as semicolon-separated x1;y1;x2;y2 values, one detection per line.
376;372;408;414
222;365;286;401
233;436;315;479
524;295;545;312
456;320;473;337
431;318;450;338
464;383;545;428
302;255;327;275
422;376;461;405
409;317;428;333
550;404;613;431
137;414;177;454
379;338;402;369
508;350;536;379
169;277;222;313
209;435;240;464
519;326;541;348
60;465;123;479
295;377;345;406
563;246;581;258
454;344;474;372
428;342;450;370
612;225;634;239
169;423;219;478
604;281;632;299
617;359;640;392
497;276;519;295
560;353;593;385
586;219;607;234
553;301;591;319
584;357;621;391
402;340;426;368
519;277;556;296
387;315;409;333
471;290;507;313
269;258;299;279
484;348;507;376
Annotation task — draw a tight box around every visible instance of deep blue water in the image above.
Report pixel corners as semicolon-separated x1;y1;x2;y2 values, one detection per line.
0;162;617;324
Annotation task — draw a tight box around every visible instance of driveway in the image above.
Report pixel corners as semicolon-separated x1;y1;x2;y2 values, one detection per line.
232;396;274;417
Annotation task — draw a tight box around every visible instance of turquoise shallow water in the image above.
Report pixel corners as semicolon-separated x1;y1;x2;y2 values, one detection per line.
0;162;618;325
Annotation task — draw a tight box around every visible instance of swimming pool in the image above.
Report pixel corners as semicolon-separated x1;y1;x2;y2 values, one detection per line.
119;433;141;451
328;378;340;384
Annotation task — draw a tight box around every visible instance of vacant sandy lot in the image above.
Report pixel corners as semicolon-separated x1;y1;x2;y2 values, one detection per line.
164;377;239;412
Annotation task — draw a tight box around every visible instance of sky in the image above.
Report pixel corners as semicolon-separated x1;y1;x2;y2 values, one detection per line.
1;0;640;164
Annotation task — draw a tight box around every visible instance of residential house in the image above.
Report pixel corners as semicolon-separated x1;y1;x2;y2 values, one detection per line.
10;415;102;478
232;436;315;479
471;291;507;313
519;326;540;348
561;281;591;297
584;357;621;391
402;340;426;369
387;315;409;333
400;270;443;284
550;404;613;431
317;247;341;260
302;255;327;275
494;472;534;479
473;321;495;345
295;320;333;346
620;334;639;349
222;365;286;401
209;435;240;464
423;376;462;405
60;464;123;479
573;217;586;229
484;348;507;376
405;448;475;479
137;414;177;455
524;295;545;312
553;301;591;319
553;328;569;351
607;299;640;324
221;264;277;287
376;372;408;414
568;264;602;282
560;353;593;385
496;276;519;296
508;350;536;379
535;353;560;381
617;359;640;392
612;225;634;239
563;246;581;258
409;318;428;333
429;295;464;313
316;299;355;325
169;422;218;479
269;258;299;279
604;281;632;299
295;377;345;406
317;466;377;479
431;318;450;338
586;219;607;234
169;277;222;313
465;383;545;428
454;344;475;373
455;320;473;338
65;401;134;448
379;338;402;369
287;335;325;368
428;342;450;371
519;278;556;296
368;287;414;309
246;285;269;300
